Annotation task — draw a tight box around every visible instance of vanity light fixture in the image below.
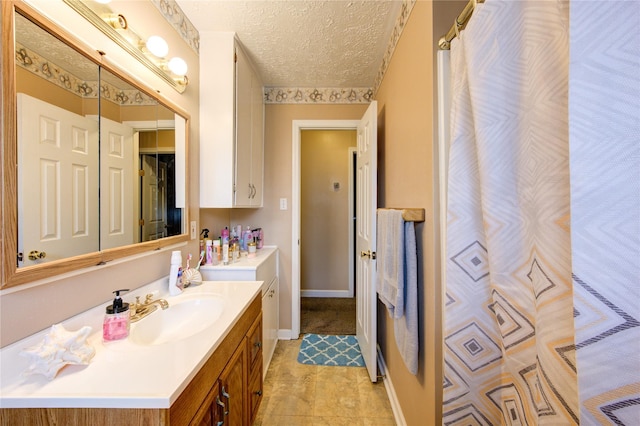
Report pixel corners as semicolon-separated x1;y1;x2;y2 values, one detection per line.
145;35;169;58
62;0;188;93
167;57;188;76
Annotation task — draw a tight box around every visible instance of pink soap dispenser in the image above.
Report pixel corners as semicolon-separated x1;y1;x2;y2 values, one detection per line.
103;289;130;342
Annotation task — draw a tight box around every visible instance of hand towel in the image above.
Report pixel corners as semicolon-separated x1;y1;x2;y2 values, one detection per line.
394;221;419;375
376;209;405;319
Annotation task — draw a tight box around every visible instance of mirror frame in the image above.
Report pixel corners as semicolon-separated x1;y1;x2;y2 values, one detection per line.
1;1;190;289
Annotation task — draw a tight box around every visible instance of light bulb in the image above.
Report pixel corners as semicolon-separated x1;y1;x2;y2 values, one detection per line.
146;36;169;58
168;57;188;76
95;0;111;3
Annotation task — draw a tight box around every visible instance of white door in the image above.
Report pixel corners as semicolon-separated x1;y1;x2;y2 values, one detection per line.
140;155;167;241
356;101;378;382
100;117;134;249
17;94;99;266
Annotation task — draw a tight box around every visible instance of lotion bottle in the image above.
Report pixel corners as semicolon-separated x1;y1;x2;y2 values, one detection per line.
169;250;183;295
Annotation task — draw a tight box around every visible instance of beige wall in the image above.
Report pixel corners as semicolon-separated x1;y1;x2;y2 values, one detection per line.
301;130;356;294
0;1;200;347
229;104;367;330
373;2;467;424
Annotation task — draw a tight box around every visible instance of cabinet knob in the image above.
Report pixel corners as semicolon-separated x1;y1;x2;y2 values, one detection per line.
255;390;263;396
254;341;262;348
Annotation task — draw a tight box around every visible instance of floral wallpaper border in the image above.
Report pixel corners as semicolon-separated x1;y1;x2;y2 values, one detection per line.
16;44;157;106
151;0;200;54
372;0;416;95
264;87;374;104
264;0;416;104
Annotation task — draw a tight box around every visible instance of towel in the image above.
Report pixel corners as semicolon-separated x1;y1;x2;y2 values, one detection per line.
376;209;419;375
376;209;405;318
394;221;418;375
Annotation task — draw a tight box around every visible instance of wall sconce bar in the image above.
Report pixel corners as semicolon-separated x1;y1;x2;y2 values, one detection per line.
62;0;187;93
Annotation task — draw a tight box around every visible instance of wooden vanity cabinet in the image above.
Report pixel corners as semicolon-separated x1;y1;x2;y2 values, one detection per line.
0;294;263;426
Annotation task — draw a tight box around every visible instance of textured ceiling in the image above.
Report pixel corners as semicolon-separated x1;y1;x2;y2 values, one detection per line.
175;0;403;88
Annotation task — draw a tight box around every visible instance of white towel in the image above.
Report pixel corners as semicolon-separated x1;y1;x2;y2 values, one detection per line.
376;209;405;318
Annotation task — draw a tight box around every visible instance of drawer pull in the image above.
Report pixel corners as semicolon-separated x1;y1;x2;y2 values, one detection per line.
254;341;262;348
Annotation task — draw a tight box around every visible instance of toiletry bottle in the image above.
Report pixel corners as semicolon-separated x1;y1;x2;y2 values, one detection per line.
221;227;229;240
222;236;229;265
205;239;213;265
103;289;130;342
169;250;183;295
242;226;253;251
213;239;221;265
199;229;210;266
257;228;264;249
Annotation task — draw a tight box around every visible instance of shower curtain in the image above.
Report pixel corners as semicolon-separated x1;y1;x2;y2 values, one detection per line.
442;0;639;424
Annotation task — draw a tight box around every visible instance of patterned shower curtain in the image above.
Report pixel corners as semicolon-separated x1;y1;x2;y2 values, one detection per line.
443;0;577;423
442;0;640;424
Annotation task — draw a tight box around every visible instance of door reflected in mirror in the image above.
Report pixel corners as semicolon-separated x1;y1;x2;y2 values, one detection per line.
13;10;186;270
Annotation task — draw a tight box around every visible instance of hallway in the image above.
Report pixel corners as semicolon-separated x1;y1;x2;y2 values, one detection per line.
254;339;395;425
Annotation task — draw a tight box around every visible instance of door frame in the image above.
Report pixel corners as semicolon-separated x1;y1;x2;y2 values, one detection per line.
291;120;359;339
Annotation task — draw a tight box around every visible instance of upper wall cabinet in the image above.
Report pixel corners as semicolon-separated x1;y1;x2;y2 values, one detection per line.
200;33;264;208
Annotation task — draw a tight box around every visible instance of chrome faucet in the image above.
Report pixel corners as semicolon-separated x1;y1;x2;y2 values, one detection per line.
130;294;169;323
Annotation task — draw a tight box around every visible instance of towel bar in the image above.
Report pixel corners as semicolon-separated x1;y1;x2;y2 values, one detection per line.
377;208;425;222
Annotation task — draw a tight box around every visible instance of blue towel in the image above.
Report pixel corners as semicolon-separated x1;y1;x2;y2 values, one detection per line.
394;221;418;375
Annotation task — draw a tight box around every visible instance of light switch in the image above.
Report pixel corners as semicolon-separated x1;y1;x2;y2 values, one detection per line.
280;198;288;210
190;221;197;239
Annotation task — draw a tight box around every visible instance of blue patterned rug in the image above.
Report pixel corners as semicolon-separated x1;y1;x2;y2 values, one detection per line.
297;334;365;367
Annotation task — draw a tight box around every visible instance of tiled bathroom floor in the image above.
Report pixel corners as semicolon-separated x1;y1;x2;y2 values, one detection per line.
254;339;396;425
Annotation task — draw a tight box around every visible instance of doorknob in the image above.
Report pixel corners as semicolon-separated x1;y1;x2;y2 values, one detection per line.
28;250;46;260
360;250;376;259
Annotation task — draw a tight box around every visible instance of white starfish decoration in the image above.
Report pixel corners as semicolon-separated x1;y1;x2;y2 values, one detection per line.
20;324;95;380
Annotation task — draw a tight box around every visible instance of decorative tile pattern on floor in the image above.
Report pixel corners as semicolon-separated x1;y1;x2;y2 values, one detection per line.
297;334;365;367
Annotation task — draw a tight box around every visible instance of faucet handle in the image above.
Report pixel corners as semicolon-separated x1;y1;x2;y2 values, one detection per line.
144;294;154;304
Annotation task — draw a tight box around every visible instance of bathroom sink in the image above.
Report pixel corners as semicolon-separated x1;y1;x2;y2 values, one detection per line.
129;295;225;346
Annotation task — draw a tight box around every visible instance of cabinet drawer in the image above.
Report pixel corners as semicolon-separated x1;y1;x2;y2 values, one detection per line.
248;360;263;424
247;314;262;370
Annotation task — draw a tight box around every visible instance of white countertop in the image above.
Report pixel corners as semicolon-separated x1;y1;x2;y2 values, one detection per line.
200;246;277;271
0;280;262;409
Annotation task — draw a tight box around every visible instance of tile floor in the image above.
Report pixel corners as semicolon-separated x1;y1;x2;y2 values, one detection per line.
254;339;396;425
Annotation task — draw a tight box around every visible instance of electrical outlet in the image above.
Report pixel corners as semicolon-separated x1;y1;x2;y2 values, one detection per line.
280;198;288;210
190;221;197;240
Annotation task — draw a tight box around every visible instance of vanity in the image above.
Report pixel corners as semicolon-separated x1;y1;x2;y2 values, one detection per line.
0;280;264;425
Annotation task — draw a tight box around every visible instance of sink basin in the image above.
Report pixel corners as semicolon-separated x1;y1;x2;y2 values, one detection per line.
129;295;225;346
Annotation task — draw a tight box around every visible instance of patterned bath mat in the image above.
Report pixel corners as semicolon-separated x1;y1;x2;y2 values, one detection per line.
297;334;365;367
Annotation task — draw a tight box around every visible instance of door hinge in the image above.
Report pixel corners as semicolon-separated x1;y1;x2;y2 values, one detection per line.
234;52;237;63
139;169;145;177
139;219;145;226
17;252;23;262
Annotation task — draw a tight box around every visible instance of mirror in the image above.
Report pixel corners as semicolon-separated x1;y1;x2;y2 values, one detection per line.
2;3;188;287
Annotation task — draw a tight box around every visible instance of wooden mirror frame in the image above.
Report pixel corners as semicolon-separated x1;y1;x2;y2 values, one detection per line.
1;1;190;289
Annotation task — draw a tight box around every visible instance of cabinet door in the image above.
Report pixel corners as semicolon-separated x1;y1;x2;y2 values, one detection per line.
191;381;223;426
262;276;279;376
234;45;253;207
218;339;247;426
249;70;264;206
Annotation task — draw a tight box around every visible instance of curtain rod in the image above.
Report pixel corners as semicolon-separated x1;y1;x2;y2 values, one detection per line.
438;0;485;50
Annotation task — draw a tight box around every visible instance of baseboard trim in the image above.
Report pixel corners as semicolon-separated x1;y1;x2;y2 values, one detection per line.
300;289;351;298
278;329;298;340
377;345;407;426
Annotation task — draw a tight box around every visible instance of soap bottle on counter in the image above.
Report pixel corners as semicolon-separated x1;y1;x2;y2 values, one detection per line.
103;289;130;342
